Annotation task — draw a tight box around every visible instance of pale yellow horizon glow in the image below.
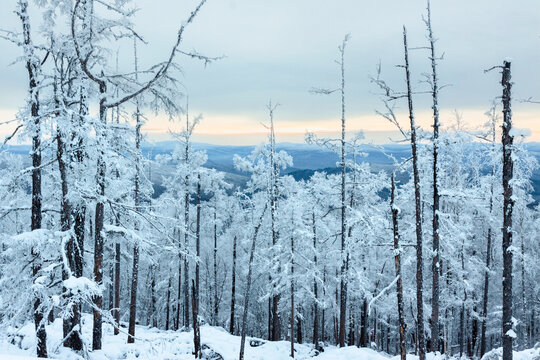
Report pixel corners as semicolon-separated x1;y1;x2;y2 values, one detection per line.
1;107;539;146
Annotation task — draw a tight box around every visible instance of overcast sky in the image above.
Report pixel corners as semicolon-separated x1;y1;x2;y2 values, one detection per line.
1;0;539;144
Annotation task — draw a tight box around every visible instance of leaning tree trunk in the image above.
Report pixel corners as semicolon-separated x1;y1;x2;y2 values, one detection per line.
391;174;407;360
501;60;514;360
18;1;47;356
238;205;267;360
403;26;426;360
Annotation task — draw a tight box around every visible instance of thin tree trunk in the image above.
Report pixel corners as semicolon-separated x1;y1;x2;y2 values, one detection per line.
238;205;267;360
128;41;143;344
196;174;201;314
501;60;514;360
312;213;320;350
403;26;426;360
290;234;295;358
481;162;495;356
268;103;280;341
166;277;171;330
338;34;349;349
192;280;201;358
177;259;182;330
392;174;407;360
229;236;237;334
151;265;157;328
213;198;218;325
425;1;441;351
18;0;47;356
113;241;121;335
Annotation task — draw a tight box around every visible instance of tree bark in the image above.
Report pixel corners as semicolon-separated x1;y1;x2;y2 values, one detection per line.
229;236;237;334
18;0;47;356
391;174;407;360
501;60;514;360
238;205;267;360
338;34;349;349
192;280;201;358
213;196;218;325
290;234;295;358
425;1;441;351
312;213;320;350
403;26;426;360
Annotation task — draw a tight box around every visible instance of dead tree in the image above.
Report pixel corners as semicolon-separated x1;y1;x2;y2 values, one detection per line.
268;101;281;341
500;60;514;360
71;0;210;348
229;235;237;334
128;39;143;344
238;204;267;360
17;0;47;356
424;0;441;351
196;174;202;313
212;194;218;325
391;174;407;360
290;233;295;358
480;103;498;357
312;213;320;350
403;26;426;360
192;279;201;358
337;35;349;349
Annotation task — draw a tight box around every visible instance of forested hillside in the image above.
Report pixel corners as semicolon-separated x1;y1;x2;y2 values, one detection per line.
0;0;538;360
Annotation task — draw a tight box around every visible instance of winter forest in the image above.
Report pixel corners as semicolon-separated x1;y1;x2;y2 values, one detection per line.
0;0;538;359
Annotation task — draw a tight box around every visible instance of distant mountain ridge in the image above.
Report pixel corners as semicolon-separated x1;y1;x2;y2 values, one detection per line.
4;141;540;203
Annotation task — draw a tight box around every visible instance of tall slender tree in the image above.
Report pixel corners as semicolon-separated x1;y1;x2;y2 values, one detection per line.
403;26;426;360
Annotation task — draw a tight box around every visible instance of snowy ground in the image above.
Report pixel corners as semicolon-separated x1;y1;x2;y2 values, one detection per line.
1;315;538;359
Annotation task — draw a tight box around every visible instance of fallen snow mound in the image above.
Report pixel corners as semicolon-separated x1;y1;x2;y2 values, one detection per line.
1;315;539;359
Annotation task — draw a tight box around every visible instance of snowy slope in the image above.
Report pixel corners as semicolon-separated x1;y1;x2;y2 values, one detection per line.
1;315;538;359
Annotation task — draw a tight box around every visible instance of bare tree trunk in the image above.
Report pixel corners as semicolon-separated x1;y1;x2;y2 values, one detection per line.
392;174;407;360
238;205;267;360
312;213;320;350
230;236;237;334
268;103;280;341
128;51;143;341
196;174;201;314
184;178;190;328
361;299;368;347
501;60;514;360
338;34;350;349
425;1;441;351
192;280;201;358
403;26;426;360
18;1;47;356
176;260;182;330
322;266;326;343
151;265;157;328
166;277;171;330
114;241;121;335
481;154;495;356
290;234;295;358
213;199;218;325
54;75;81;349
